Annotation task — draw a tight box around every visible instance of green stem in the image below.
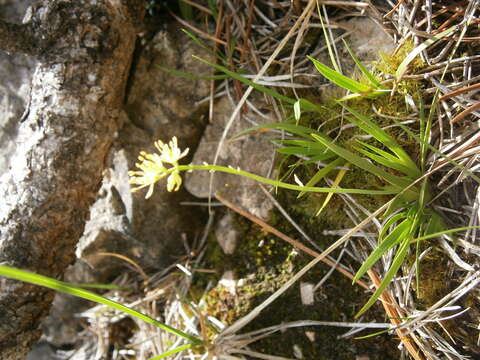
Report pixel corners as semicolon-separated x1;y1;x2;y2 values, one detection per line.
177;164;396;195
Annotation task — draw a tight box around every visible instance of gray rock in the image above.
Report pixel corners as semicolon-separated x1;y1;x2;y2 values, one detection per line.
341;18;394;59
185;96;276;220
215;212;239;255
0;0;37;173
125;26;212;142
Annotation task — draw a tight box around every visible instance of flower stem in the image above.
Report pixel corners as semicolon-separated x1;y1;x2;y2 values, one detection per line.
177;164;396;195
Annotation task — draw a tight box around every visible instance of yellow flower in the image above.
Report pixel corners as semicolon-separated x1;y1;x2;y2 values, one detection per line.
128;151;168;199
129;137;190;198
155;136;189;165
166;170;182;192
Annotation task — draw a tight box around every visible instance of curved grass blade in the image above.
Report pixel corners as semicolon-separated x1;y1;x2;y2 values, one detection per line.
310;133;413;191
316;163;349;216
353;218;411;283
158;65;228;81
193;56;322;110
0;265;203;345
342;39;383;89
148;344;193;360
337;102;420;174
354;142;418;178
308;56;371;94
390;116;480;185
298;157;345;198
355;236;411;318
379;212;408;241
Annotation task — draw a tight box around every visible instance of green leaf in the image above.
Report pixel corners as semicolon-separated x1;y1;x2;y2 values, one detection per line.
239;122;327;141
276;146;330;156
0;265;203;345
389;116;480;185
342;39;383;89
356;235;411;317
157;65;228;81
310;133;412;191
337;102;420;175
294;100;301;122
298;158;345;198
315;163;349;216
308;56;372;94
379;212;408;241
181;29;228;65
193;55;299;106
148;344;193;360
353;218;411;283
354;142;418;179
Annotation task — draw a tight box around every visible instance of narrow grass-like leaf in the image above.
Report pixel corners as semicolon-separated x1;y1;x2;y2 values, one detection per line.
310;133;412;191
294;100;301;123
338;103;420;174
316;163;349;216
390;116;480;185
395;26;456;81
379;212;408;241
319;5;341;73
298;158;345;198
194;55;298;106
353;218;411;283
355;236;411;317
276;139;327;150
158;65;228;81
240;122;322;139
70;283;128;290
181;29;228;65
354;142;418;178
148;344;193;360
276;146;330;157
0;265;203;345
342;40;383;88
308;56;371;94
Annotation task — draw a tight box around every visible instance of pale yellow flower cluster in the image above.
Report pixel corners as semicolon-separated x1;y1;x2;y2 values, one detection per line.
128;137;189;198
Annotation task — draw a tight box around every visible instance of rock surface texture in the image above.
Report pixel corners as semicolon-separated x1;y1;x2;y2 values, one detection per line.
185;96;276;220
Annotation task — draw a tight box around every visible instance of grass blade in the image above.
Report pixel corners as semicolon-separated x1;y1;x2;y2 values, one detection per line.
316;163;349;216
193;55;305;107
310;133;412;191
379;212;408;241
338;102;420;174
148;344;193;360
308;56;371;94
0;265;202;345
157;65;227;81
353;218;411;283
342;39;383;88
355;236;411;318
298;158;345;198
354;142;417;178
